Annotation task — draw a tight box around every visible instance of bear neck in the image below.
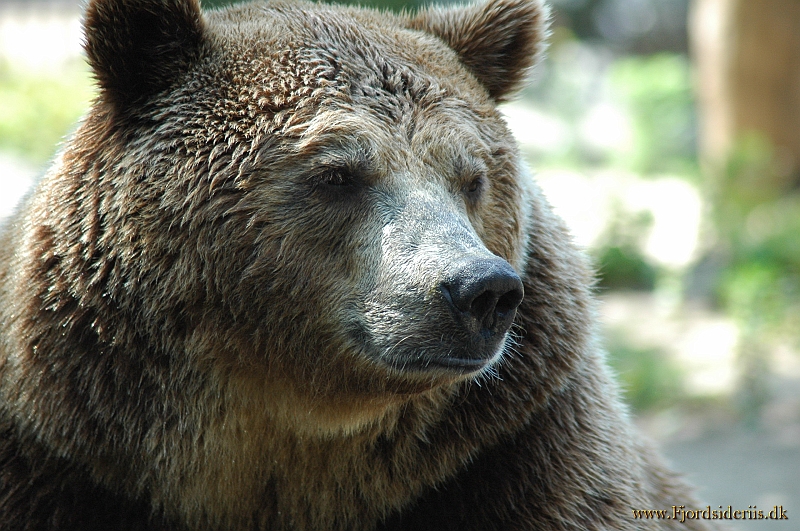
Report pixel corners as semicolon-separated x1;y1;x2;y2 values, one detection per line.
147;378;464;531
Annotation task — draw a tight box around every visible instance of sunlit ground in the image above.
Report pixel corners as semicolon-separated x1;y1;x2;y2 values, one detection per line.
1;5;798;527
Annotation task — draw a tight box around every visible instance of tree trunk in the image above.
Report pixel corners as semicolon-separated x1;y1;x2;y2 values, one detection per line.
691;0;800;180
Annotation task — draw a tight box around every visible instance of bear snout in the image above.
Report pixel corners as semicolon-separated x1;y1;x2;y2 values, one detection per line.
440;257;524;342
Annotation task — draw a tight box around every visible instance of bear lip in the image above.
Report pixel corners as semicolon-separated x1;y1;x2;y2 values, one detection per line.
414;356;492;372
399;339;508;375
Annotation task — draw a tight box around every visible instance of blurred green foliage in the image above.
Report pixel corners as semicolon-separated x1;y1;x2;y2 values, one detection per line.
605;336;683;411
594;207;659;291
714;134;800;342
0;61;95;166
596;246;658;291
706;134;800;417
609;54;697;176
525;49;697;178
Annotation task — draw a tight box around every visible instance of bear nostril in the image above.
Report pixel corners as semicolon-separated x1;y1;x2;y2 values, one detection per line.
469;290;497;324
495;286;524;317
441;258;524;338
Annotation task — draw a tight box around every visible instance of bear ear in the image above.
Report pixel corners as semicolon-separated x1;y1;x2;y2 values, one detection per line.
84;0;206;110
410;0;549;102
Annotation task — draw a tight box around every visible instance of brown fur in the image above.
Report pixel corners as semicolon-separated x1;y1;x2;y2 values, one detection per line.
0;0;718;530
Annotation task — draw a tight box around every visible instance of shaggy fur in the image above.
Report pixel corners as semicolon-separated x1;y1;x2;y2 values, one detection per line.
0;0;717;530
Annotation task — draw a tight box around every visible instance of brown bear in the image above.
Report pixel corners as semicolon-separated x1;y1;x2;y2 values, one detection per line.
0;0;717;529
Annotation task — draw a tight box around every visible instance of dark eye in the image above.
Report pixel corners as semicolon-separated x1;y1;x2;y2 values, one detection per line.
463;175;485;200
320;167;355;187
312;166;362;200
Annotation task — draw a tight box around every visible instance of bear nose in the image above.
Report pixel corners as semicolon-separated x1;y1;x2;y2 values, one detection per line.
440;258;524;339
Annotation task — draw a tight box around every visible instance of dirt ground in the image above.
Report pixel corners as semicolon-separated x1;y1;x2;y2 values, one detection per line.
661;430;799;530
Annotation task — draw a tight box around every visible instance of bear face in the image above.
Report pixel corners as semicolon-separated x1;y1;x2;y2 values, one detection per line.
201;3;532;383
61;0;550;423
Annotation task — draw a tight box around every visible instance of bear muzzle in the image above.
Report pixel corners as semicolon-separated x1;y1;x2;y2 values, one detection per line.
419;256;523;372
364;191;525;377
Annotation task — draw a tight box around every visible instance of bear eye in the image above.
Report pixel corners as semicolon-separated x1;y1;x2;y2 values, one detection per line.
320;168;355;187
463;175;485;200
311;166;363;201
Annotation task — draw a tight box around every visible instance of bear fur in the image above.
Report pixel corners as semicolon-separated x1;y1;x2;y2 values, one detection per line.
0;0;717;529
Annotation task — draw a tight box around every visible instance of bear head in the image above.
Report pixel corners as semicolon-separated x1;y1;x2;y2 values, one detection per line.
70;0;555;428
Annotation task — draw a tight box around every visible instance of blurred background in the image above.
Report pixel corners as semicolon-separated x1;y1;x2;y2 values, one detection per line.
1;0;798;526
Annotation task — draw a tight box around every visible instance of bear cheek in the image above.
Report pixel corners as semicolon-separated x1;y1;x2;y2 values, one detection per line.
481;195;526;273
476;161;529;271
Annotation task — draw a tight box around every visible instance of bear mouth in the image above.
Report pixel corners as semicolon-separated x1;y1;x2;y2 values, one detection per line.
404;351;502;374
376;332;511;377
